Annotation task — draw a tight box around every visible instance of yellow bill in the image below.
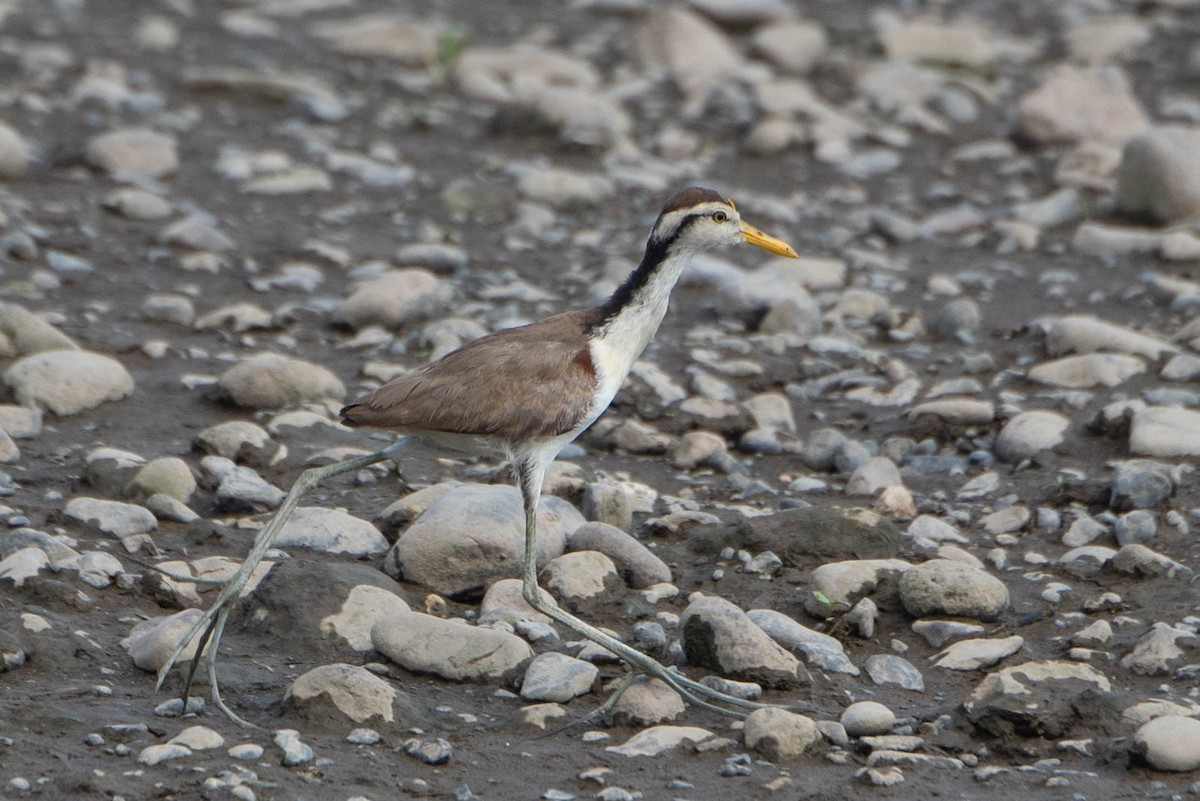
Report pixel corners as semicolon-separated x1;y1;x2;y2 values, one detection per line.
740;220;798;258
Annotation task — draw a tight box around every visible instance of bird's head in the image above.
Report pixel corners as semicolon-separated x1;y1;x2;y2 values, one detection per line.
648;186;798;258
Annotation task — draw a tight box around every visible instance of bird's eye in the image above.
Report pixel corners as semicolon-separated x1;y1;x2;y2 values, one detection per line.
712;211;728;223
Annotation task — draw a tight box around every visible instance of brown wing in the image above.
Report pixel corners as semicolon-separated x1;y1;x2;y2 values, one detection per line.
340;308;601;443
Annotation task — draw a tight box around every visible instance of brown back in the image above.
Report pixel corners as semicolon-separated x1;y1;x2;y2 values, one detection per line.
340;308;603;444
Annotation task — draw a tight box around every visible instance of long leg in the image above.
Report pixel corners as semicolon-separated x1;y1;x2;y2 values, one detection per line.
513;459;766;719
156;445;401;724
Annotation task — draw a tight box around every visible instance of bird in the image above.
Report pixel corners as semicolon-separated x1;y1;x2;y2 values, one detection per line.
157;186;799;724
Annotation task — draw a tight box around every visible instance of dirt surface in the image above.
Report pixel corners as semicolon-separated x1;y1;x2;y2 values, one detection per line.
1;0;1199;800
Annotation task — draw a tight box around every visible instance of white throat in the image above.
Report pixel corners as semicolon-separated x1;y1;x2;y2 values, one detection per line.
585;249;694;421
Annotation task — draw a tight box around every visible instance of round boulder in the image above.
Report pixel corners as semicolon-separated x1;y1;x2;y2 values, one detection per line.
898;559;1009;621
216;353;345;409
5;350;133;416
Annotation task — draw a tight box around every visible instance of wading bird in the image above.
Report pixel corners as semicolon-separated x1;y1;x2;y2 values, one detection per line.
158;186;798;724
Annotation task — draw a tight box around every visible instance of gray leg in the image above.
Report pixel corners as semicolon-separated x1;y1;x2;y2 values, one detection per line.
156;447;398;724
513;461;765;718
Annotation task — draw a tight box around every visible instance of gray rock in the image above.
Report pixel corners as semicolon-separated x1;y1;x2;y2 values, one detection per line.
933;636;1024;670
841;701;896;737
0;120;29;176
743;707;821;760
5;351;133;416
846;457;903;495
962;660;1113;738
1043;315;1174;359
1027;353;1145;388
0;547;48;586
386;484;578;597
192;420;279;467
1111;460;1177;509
65;497;156;540
911;620;985;649
520;652;598;702
334;268;449;330
609;677;685;726
931;298;981;340
1062;514;1109;547
0;405;42;438
120;609;206;671
216;353;345;409
908;399;995;425
980;506;1030;535
605;725;715;758
747;608;859;675
200;456;285;512
276;506;388;556
372;612;531;681
0;302;78;355
286;663;424;732
1120;623;1198;674
1130;406;1200;457
994;411;1069;462
1114;510;1156;545
137;743;191;766
105;188;173;220
567;522;671;589
321;585;411;652
127;457;195;503
274;729;314;766
581;482;633;531
898;559;1009;621
168;725;224;751
1115;126;1200;224
541;551;622;609
1017;65;1147;145
478;578;551;627
1133;716;1200;772
863;654;925;692
751;20;828;74
86;128;178;177
680;595;802;688
805;559;912;616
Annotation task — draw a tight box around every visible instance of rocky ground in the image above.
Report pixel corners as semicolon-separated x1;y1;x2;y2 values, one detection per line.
1;0;1200;799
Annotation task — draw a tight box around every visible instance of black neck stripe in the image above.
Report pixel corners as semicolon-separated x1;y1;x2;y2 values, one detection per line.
597;212;704;323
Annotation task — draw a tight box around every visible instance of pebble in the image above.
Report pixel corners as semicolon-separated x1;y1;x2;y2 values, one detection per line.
743;707;821;760
898;559;1009;621
680;595;802;687
216;353;345;409
933;636;1024;670
86;128;178;177
371;612;532;681
994;411;1069;462
609;678;685;726
276;506;388;556
863;654;925;692
274;729;315;766
567;522;671;589
386;483;578;596
1133;716;1200;771
841;701;896;737
4;351;134;416
519;652;598;702
605;725;714;758
1116;126;1200;224
287;663;418;730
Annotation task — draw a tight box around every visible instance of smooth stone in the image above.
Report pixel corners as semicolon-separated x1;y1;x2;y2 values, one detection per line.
605;725;714;758
372;612;532;681
105;187;173;220
287;663;423;731
907;399;995;424
478;578;551;627
216;353;345;409
804;559;913;617
962;660;1112;738
1130;407;1200;457
1062;514;1108;547
137;743;191;766
980;506;1030;535
1017;65;1147;145
1044;315;1174;359
1116;126;1200;224
1027;353;1145;388
609;678;685;726
168;726;225;751
933;636;1024;670
334;268;449;330
680;595;802;688
0;302;78;356
540;550;622;610
841;701;896;737
276;506;387;556
145;493;200;524
931;298;982;340
273;730;314;766
1114;510;1156;545
386;484;578;597
519;652;598;702
199;456;285;512
320;585;411;651
1133;716;1200;771
845;457;903;495
0;120;29;176
898;559;1009;621
863;654;924;692
911;620;985;649
1119;622;1197;674
907;516;967;544
1071;620;1112;647
743;707;821;760
193;420;279;467
994;411;1069;462
0;405;42;438
567;522;671;589
0;547;48;586
127;457;196;503
87;128;178;177
120;609;207;671
65;497;156;539
747;608;859;675
5;351;133;416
